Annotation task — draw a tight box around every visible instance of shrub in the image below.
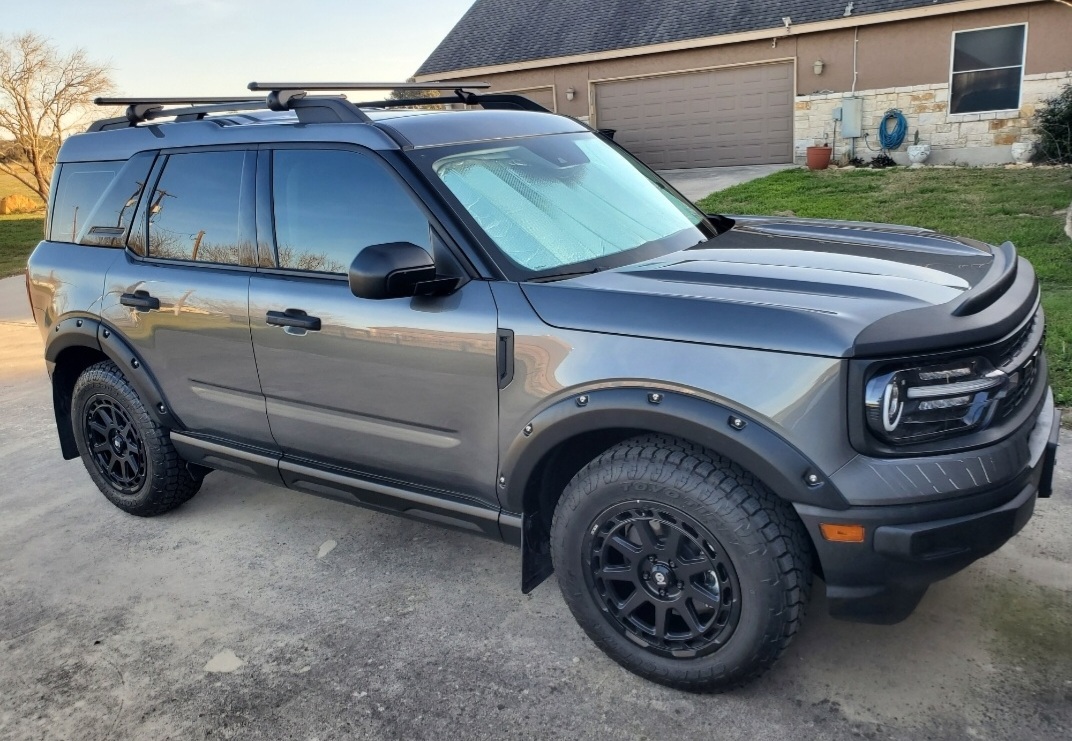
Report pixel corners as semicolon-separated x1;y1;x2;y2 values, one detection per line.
1032;82;1072;164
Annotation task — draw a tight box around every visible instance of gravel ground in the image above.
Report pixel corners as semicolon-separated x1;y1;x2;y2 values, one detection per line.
1;291;1070;740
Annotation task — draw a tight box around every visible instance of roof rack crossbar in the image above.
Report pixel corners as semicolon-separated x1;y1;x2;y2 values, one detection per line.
247;81;491;92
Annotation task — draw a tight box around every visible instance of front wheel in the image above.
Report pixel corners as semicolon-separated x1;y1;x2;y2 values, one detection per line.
550;435;812;692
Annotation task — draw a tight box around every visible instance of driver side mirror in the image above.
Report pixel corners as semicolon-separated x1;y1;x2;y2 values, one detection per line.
348;242;439;300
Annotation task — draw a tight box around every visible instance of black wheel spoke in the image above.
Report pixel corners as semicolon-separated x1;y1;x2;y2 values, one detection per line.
678;602;704;634
675;557;710;578
609;534;642;557
598;564;633;582
88;420;109;437
661;528;682;558
616;589;646;617
652;604;668;639
91;441;111;454
686;582;720;608
633;520;659;551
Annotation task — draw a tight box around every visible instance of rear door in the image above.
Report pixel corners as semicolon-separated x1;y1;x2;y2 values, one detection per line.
99;148;276;448
248;146;501;505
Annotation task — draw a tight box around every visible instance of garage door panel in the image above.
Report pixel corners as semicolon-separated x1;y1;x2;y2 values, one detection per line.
595;63;794;169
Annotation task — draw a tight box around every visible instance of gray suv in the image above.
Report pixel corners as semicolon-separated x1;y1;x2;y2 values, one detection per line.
27;82;1060;692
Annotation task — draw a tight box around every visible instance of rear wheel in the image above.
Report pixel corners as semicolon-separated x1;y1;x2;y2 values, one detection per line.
72;360;202;516
550;435;811;691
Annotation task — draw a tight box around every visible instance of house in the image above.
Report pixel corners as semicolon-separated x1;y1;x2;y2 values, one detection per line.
415;0;1072;168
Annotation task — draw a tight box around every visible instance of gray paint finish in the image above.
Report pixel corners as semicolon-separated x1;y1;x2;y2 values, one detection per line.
248;275;502;506
595;63;795;168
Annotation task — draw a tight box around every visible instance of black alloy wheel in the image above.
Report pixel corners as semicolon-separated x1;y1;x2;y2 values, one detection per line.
551;435;812;691
71;360;202;516
584;503;741;658
83;395;147;494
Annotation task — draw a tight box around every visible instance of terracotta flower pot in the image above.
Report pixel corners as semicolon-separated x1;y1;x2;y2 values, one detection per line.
806;146;832;171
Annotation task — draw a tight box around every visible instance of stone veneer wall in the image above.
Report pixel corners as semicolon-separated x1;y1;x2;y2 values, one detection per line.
794;71;1072;165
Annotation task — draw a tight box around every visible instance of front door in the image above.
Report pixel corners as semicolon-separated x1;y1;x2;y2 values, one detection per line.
100;148;276;448
248;147;500;505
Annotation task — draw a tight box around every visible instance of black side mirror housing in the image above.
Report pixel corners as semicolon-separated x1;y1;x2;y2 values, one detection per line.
348;242;438;300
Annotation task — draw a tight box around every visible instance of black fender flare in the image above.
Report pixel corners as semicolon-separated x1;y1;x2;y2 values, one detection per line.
498;387;849;593
45;315;181;435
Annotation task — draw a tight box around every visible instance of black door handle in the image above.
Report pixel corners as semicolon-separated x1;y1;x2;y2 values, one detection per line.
120;290;160;311
266;309;321;332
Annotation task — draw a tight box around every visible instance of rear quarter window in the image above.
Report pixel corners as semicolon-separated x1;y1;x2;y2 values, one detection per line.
49;161;123;243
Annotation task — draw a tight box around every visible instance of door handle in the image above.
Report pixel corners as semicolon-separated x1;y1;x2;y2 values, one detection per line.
120;290;160;311
266;309;321;332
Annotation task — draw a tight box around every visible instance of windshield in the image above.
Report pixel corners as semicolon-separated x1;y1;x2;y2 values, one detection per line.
423;133;716;279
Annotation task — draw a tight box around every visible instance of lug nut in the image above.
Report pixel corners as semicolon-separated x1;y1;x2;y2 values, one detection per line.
676;581;684;589
805;473;821;486
659;589;666;598
642;572;650;580
648;555;656;563
668;560;676;568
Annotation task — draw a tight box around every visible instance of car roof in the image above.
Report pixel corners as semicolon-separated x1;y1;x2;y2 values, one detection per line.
57;108;588;163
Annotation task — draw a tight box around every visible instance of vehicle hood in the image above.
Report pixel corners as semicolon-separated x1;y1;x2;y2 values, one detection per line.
519;217;1025;358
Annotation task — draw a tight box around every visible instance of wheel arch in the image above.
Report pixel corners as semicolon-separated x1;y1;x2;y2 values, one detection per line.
501;388;845;593
46;316;180;459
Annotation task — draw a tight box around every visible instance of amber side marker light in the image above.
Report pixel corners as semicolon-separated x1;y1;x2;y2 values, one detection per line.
820;523;866;543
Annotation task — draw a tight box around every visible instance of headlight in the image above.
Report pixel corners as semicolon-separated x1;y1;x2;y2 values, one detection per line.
864;358;1007;444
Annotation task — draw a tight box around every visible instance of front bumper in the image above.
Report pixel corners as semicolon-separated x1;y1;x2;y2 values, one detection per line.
795;391;1060;624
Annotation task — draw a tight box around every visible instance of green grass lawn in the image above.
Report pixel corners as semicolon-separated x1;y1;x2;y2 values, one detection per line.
698;167;1072;405
0;214;43;277
0;168;45;277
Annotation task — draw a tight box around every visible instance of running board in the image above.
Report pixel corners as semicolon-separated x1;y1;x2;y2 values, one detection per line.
170;431;507;541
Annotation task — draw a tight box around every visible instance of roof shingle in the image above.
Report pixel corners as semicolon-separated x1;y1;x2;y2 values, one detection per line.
417;0;966;76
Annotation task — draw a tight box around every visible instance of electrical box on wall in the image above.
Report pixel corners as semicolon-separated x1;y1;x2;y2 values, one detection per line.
840;97;863;138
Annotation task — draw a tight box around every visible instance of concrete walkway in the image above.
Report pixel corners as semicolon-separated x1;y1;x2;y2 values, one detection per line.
0;274;32;324
659;163;797;201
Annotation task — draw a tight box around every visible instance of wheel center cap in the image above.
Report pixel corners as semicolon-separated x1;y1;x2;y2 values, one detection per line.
111;435;124;452
650;564;675;588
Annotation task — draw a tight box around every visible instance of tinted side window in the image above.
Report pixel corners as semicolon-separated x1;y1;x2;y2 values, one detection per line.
76;151;156;248
272;149;430;274
49;161;122;243
148;151;254;266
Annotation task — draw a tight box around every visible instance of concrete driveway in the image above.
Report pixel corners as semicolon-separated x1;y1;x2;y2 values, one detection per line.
659;164;797;201
1;274;1070;740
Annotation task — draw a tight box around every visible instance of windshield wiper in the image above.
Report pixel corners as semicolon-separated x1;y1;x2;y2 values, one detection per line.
527;265;608;283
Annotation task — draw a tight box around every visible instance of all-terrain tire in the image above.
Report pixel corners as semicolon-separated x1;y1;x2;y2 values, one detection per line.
550;434;812;692
71;360;201;516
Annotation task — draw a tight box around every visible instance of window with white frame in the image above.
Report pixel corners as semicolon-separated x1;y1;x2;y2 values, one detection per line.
950;24;1027;115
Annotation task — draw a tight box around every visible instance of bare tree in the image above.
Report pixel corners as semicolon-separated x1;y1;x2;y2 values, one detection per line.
0;33;112;202
389;77;445;110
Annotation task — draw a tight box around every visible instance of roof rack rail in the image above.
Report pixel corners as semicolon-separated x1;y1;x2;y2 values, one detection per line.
354;91;551;114
86;81;546;133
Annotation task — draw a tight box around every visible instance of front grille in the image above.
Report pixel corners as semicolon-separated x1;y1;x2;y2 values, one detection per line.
994;308;1045;421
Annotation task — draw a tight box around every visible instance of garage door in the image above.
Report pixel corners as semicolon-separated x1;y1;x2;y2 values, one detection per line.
594;63;793;169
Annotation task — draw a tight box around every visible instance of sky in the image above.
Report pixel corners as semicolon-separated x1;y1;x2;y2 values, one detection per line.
9;0;476;97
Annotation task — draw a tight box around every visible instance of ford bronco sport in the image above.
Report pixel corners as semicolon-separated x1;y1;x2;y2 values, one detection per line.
26;82;1060;691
